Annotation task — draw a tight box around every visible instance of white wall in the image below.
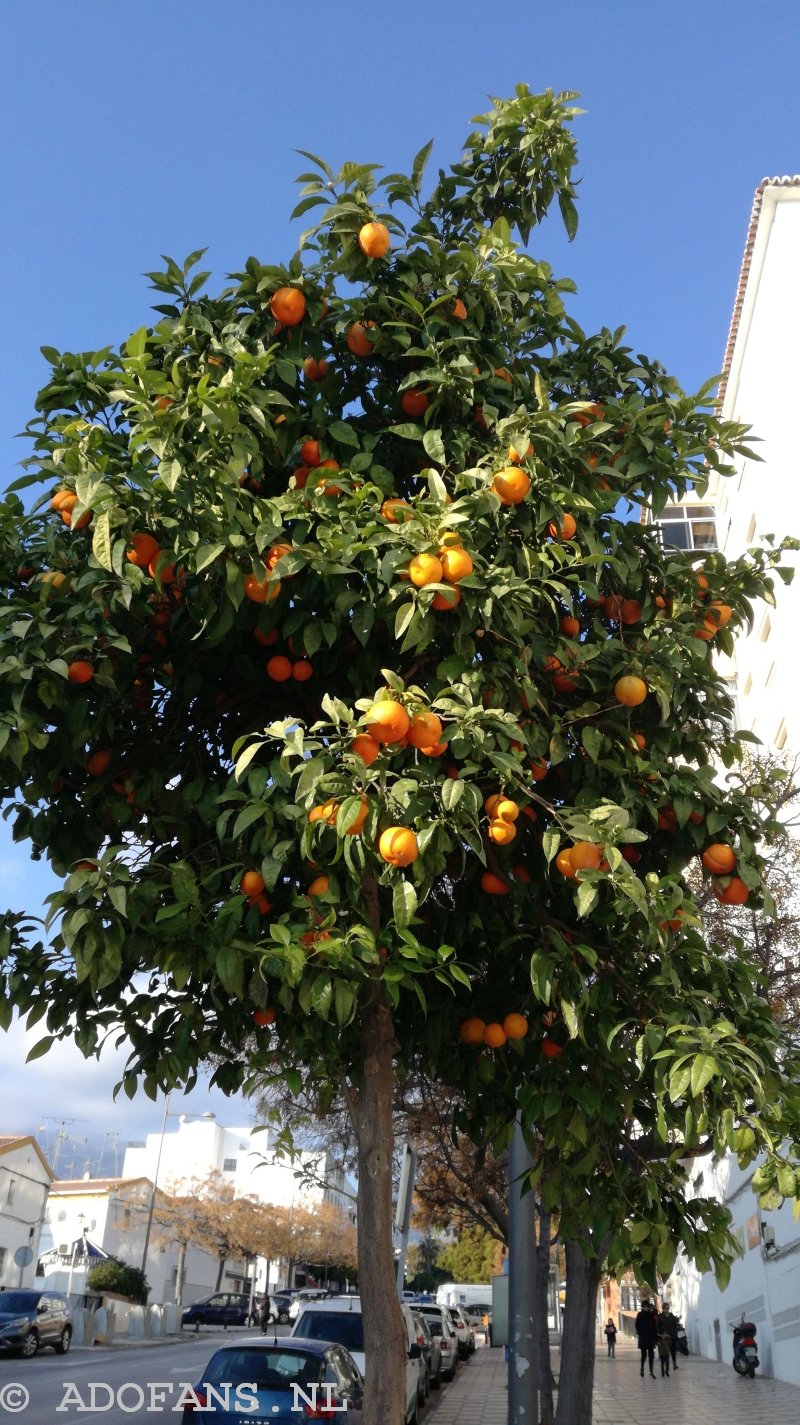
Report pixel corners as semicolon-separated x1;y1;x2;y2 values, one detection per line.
0;1139;51;1288
669;1151;800;1385
717;187;800;751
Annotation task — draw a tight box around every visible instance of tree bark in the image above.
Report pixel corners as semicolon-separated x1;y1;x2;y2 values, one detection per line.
175;1242;186;1306
554;1233;610;1425
537;1210;555;1425
352;983;407;1425
215;1255;226;1291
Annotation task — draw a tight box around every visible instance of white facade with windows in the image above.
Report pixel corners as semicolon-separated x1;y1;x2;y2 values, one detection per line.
0;1135;53;1290
713;177;800;751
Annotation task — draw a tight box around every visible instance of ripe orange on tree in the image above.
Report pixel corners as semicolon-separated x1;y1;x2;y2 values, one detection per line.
451;297;467;320
358;221;391;258
489;819;516;845
701;844;736;875
439;547;473;584
254;626;280;646
714;875;749;905
503;1013;528;1039
483;1022;507;1048
381;499;413;523
241;871;265;897
245;574;281;604
86;750;111;776
270;287;306;325
308;875;330;896
481;871;510;896
549;513;577;540
407;710;442;749
459;1017;485;1044
303;357;328;382
365;699;410;743
432;586;460;610
266;655;293;682
615;675;647;706
409;553;443;587
127;533;160;568
492;466;530;504
507;440;533;463
309;799;339;827
346;320;377;355
67;661;93;684
378;826;418;866
253;1008;275;1027
400;388;430;418
560;615;580;637
292;659;313;682
351;734;381;765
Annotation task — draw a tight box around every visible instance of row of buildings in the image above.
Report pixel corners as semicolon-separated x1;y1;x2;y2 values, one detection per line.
647;177;800;1386
1;1115;355;1308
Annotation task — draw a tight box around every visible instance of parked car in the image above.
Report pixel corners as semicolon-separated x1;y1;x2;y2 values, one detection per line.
180;1336;363;1424
269;1290;296;1324
419;1304;458;1381
412;1309;442;1392
0;1290;73;1358
291;1295;423;1424
181;1292;253;1329
449;1305;476;1358
287;1288;333;1322
465;1301;492;1329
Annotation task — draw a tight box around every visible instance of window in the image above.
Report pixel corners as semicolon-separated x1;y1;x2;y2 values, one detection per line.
759;614;771;643
776;719;788;750
222;1158;237;1173
746;514;756;543
6;1178;16;1206
651;503;717;553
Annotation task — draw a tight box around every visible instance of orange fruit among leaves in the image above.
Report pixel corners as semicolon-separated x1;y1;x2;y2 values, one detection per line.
270;287;306;326
351;734;381;765
440;547;473;584
560;616;580;637
127;533;160;568
309;799;339;827
266;655;293;682
254;626;279;646
701;843;736;875
381;499;414;523
407;710;443;750
451;298;467;320
253;1008;275;1026
358;221;391;258
67;661;93;684
492;467;530;505
303;357;328;382
481;871;510;895
556;848;577;879
615;675;647;706
714;875;749;905
244;574;281;604
483;1022;507;1048
241;871;265;897
432;586;461;610
378;826;418;866
292;660;313;682
300;439;322;467
503;1013;528;1039
346;321;377;356
541;1038;563;1058
459;1017;486;1044
489;819;516;845
508;440;534;463
308;875;330;897
365;700;410;743
549;513;577;540
409;553;443;587
86;750;111;776
401;388;430;417
569;841;603;871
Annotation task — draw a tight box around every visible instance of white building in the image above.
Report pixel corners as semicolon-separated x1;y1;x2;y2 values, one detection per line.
122;1116;354;1218
0;1135;54;1289
669;1150;800;1385
714;175;800;751
36;1176;228;1308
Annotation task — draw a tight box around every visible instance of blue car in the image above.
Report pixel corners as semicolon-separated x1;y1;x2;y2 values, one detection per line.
181;1292;253;1329
181;1337;363;1423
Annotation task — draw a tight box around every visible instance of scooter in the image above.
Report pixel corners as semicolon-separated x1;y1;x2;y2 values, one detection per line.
732;1319;759;1378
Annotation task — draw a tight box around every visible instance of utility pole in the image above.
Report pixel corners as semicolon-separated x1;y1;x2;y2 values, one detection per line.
507;1118;538;1424
141;1093;171;1277
395;1144;417;1296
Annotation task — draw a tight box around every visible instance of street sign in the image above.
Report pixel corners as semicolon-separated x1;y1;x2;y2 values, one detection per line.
14;1246;34;1268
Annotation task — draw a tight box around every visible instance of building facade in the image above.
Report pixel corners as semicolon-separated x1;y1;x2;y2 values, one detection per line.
714;176;800;751
0;1135;54;1289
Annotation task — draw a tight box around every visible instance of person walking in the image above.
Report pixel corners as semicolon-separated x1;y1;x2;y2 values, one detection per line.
259;1292;272;1334
604;1317;618;1358
658;1325;672;1377
658;1301;680;1370
635;1300;658;1378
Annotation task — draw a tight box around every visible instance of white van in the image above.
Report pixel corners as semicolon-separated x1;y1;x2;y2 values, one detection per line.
291;1295;423;1424
437;1282;494;1311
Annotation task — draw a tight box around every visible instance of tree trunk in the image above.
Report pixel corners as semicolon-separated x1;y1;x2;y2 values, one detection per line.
537;1210;555;1425
353;984;407;1425
215;1255;226;1291
554;1234;610;1425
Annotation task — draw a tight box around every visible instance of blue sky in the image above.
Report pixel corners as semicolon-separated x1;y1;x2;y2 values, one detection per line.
1;0;799;1157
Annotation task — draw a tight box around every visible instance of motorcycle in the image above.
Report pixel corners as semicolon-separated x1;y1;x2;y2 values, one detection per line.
732;1319;759;1379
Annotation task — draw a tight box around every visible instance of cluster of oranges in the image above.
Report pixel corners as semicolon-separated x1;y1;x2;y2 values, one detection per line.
459;1013;528;1047
483;793;525;846
240;870;272;915
701;843;749;905
556;841;609;879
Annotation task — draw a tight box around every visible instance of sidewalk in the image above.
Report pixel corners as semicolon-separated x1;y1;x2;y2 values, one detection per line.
429;1334;800;1425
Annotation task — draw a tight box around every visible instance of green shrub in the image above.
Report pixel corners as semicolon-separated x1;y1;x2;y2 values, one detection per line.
85;1259;149;1304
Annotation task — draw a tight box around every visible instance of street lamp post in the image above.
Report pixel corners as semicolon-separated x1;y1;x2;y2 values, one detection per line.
140;1099;216;1280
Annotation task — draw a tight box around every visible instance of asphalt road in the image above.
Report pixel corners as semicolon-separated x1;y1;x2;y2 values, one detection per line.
0;1323;459;1423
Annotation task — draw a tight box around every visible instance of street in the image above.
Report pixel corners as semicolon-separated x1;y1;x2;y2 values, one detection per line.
0;1324;458;1423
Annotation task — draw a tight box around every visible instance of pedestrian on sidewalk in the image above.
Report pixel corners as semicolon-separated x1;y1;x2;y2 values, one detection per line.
604;1317;617;1358
258;1293;271;1335
657;1301;680;1370
658;1327;672;1377
635;1300;658;1378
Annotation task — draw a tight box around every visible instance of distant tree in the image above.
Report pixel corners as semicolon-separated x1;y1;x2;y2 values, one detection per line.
437;1225;503;1284
85;1258;148;1304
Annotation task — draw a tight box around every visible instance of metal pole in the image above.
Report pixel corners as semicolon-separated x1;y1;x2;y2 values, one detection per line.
395;1146;417;1296
508;1118;538;1424
141;1092;171;1277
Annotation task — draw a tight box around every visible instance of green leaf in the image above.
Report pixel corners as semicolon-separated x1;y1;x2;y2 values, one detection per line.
387;423;423;441
395;603;416;640
542;830;560;864
108;884;127;918
562;1000;579;1039
232;803;271;838
629;1220;651;1245
581;726;603;762
196;543;227;572
422;429;446;465
690;1053;718;1097
393;879;418;929
329;420;359;448
441;778;463;812
575;881;598;917
92;512;113;571
311;975;332;1019
26;1036;54;1062
216;947;243;997
351;602;375;647
336;795;364;836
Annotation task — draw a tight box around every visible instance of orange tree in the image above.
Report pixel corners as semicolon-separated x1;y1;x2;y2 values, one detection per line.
2;87;800;1422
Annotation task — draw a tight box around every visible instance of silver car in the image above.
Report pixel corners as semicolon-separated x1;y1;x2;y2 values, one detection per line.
421;1306;458;1381
448;1306;476;1359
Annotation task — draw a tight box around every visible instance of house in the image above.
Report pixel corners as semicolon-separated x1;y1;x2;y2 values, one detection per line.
36;1176;228;1308
0;1135;54;1289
